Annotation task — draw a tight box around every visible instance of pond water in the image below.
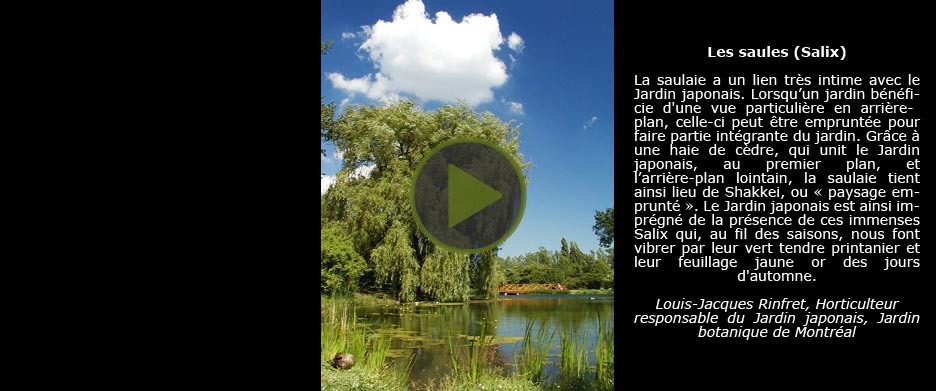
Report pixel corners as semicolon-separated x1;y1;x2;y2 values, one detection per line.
355;294;614;386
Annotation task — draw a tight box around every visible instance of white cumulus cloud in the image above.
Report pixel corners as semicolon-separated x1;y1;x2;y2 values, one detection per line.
507;32;524;53
327;0;514;105
341;32;356;40
501;97;524;115
583;116;598;130
339;97;351;108
350;164;375;179
321;164;375;195
321;174;336;195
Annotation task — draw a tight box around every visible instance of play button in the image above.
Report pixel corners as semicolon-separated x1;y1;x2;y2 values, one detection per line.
448;164;502;228
412;139;526;253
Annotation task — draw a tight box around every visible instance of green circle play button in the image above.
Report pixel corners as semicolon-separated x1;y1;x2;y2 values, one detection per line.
412;139;526;253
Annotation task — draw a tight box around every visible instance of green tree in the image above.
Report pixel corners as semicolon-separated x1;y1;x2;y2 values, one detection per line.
469;251;504;299
321;100;530;302
496;239;614;289
577;246;610;289
597;247;615;288
593;207;614;248
321;224;367;294
321;40;336;157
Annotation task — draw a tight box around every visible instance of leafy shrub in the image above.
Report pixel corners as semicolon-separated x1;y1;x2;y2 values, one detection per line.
321;225;367;294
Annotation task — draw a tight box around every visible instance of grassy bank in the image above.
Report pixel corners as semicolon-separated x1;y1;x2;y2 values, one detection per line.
321;361;405;391
417;373;542;391
567;288;613;295
350;292;401;306
321;296;411;391
521;288;613;295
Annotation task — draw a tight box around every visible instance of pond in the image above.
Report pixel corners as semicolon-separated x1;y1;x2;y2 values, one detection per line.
355;294;614;386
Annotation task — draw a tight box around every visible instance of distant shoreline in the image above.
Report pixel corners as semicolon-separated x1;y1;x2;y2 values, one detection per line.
501;288;614;296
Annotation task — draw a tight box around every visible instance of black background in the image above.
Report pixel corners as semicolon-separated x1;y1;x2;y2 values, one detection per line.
619;18;931;384
173;11;933;387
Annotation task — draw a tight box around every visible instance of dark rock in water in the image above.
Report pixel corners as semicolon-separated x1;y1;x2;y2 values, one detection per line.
327;353;355;369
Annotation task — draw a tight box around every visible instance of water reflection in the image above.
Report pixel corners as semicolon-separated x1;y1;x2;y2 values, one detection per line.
355;294;614;386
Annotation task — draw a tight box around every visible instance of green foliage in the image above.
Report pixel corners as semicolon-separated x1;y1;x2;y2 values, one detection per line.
592;207;614;248
513;319;555;384
594;312;614;391
527;289;570;295
424;372;542;391
320;297;414;391
509;317;615;391
566;289;613;295
321;40;336;157
321;298;390;372
321;225;367;294
419;249;471;302
321;361;407;391
369;221;421;302
321;99;337;157
321;100;530;302
555;323;590;390
499;239;614;289
469;252;504;299
446;320;496;384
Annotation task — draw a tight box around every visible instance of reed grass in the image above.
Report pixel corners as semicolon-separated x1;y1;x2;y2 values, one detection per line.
594;311;614;391
512;319;555;384
322;294;613;391
508;313;614;391
321;295;411;390
557;323;589;389
446;319;497;383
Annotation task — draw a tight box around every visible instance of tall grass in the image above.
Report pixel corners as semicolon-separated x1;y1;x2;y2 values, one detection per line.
322;293;614;391
512;319;555;384
447;319;497;383
557;323;589;389
509;313;615;391
594;312;614;391
320;296;411;379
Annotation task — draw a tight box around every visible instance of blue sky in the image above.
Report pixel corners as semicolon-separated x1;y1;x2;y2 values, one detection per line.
321;0;614;257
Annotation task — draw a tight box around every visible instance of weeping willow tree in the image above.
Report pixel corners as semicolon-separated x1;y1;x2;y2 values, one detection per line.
469;251;504;299
321;100;530;302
